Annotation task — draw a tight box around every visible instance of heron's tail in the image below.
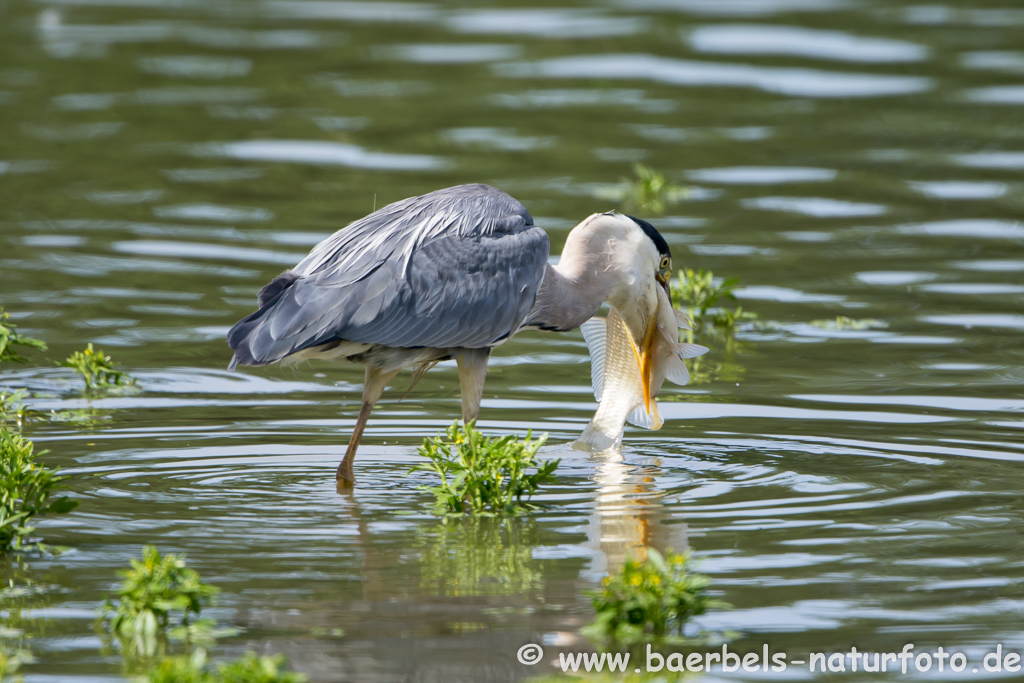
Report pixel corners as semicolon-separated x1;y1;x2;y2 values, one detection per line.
226;270;303;370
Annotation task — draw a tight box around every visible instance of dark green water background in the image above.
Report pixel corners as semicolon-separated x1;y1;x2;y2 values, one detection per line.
2;0;1024;680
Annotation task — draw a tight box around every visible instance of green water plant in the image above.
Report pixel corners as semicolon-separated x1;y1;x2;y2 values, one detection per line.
62;343;135;392
98;546;220;655
711;306;757;330
217;652;307;683
0;646;33;682
809;316;886;331
0;310;46;366
581;549;715;650
0;391;30;432
622;165;688;216
670;269;739;323
411;421;557;517
670;268;756;340
0;429;78;552
140;649;307;683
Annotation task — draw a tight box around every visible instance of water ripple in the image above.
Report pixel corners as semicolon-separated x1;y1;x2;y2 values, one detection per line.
498;54;933;98
687;24;928;63
202;140;448;170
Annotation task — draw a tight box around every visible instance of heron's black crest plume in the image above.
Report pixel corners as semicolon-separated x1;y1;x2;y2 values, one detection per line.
628;216;671;260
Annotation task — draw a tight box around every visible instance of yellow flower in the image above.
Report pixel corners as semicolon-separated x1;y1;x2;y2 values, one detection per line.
650;575;661;586
629;575;642;586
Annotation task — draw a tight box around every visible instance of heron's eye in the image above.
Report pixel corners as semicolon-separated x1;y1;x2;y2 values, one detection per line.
659;257;670;271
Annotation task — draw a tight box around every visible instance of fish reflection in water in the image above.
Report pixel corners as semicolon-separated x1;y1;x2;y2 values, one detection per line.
587;451;688;577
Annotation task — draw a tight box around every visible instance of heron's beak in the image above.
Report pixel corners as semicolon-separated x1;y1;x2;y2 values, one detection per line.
656;270;671;298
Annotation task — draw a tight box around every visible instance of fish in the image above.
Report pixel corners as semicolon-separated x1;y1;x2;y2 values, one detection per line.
575;286;708;451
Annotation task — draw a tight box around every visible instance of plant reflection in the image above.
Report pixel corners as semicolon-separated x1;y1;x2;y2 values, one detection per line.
415;517;543;598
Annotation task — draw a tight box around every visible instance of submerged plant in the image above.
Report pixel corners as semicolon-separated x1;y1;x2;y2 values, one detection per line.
62;343;135;392
622;165;688;216
98;546;220;656
411;422;557;517
581;548;715;650
0;429;78;552
0;310;46;366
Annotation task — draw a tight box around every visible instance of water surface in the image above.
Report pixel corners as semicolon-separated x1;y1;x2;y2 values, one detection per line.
2;0;1024;680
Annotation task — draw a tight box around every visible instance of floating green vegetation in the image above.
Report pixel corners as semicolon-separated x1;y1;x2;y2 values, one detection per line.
46;407;110;427
411;421;557;518
622;165;689;216
0;310;46;366
0;429;78;553
142;649;307;683
63;343;136;392
417;517;542;597
809;316;887;331
581;549;716;650
98;546;225;657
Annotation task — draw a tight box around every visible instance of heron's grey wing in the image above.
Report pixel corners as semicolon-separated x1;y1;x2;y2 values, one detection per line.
343;226;550;349
295;183;533;284
227;184;549;366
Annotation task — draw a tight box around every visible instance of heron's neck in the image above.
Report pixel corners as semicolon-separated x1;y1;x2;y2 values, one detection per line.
526;256;615;333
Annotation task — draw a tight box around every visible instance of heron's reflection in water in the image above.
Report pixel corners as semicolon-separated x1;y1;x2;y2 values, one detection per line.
586;449;688;578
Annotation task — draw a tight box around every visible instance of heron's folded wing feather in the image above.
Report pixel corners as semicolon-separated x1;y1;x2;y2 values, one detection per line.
227;184;549;365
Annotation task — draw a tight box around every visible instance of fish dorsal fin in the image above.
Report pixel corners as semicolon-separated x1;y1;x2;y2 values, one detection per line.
579;316;607;401
626;400;664;430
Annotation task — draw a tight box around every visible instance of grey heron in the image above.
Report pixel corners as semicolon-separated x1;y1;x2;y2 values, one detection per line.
227;184;674;483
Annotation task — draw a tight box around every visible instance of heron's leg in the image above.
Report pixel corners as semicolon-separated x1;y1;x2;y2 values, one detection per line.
455;348;491;424
337;365;399;484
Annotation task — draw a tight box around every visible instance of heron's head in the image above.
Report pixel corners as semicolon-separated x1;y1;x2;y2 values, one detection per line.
565;212;674;410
